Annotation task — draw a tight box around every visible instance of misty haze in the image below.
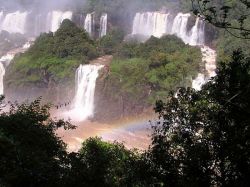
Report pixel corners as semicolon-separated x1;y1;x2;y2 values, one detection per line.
0;0;249;186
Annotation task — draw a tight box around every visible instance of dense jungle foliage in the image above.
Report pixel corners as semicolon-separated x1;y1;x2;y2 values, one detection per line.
5;19;99;87
190;0;250;60
6;19;201;106
1;0;250;186
1;50;249;186
105;35;201;104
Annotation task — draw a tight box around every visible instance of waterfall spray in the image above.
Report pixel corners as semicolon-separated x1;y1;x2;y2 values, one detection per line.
0;10;73;35
0;11;29;34
131;11;216;90
66;64;103;122
131;12;206;46
84;13;94;36
49;11;73;32
0;54;15;95
0;41;32;95
100;13;107;37
0;63;5;95
132;12;169;38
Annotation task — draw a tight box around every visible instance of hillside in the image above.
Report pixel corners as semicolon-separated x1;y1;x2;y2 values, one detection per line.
4;20;202;120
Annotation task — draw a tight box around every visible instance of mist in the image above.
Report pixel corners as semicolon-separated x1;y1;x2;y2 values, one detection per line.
0;0;86;12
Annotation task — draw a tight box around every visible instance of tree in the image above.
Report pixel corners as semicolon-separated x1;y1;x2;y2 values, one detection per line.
150;50;250;186
0;98;74;187
64;137;149;187
191;0;250;39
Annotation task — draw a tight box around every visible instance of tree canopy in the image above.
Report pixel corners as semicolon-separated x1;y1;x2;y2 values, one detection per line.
0;97;74;187
149;50;250;186
6;19;99;87
191;0;250;39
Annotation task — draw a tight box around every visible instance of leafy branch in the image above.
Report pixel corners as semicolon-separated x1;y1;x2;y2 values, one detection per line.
191;0;250;39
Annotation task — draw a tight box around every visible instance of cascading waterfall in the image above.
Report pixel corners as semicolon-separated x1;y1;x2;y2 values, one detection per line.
171;13;191;44
0;10;73;35
189;18;205;46
0;10;106;37
0;54;15;95
131;11;216;90
132;12;169;38
192;46;217;90
0;11;29;34
48;11;73;32
132;12;205;46
0;12;4;23
0;41;32;95
66;64;103;122
34;14;45;35
0;63;5;95
99;13;107;37
84;13;94;36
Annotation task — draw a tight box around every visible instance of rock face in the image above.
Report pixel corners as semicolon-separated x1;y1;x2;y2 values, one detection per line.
91;55;151;122
4;55;146;122
5;80;75;106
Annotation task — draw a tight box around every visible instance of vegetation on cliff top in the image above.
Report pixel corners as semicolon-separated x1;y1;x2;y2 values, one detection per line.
6;19;99;87
6;19;202;108
1;50;249;186
106;35;201;104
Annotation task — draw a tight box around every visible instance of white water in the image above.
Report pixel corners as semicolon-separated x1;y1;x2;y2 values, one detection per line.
84;13;94;36
0;54;14;95
0;41;32;95
0;11;29;34
132;12;170;38
0;10;73;35
100;13;107;37
171;13;191;44
132;12;205;46
0;63;5;95
132;11;216;90
189;18;205;46
192;46;217;90
66;64;103;122
48;11;73;32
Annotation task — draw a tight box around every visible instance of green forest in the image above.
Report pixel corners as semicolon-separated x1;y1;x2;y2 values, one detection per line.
0;0;250;186
1;49;249;186
6;20;201;105
6;20;99;87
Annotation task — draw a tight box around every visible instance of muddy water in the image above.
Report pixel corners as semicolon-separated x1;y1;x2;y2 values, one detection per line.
56;114;154;152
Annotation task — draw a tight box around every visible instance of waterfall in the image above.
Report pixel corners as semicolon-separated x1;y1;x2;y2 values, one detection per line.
0;41;32;95
192;46;217;90
99;13;107;37
131;12;205;46
0;11;29;34
131;11;215;91
34;14;45;36
67;64;103;121
189;18;205;46
171;13;191;44
152;13;169;38
191;73;205;91
132;12;169;38
0;11;4;23
84;13;94;36
0;63;5;95
0;10;73;36
48;11;73;32
0;54;15;95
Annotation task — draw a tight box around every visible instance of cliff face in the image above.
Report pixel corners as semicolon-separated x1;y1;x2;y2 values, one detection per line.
4;55;148;122
94;79;151;122
93;56;151;122
4;79;75;105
